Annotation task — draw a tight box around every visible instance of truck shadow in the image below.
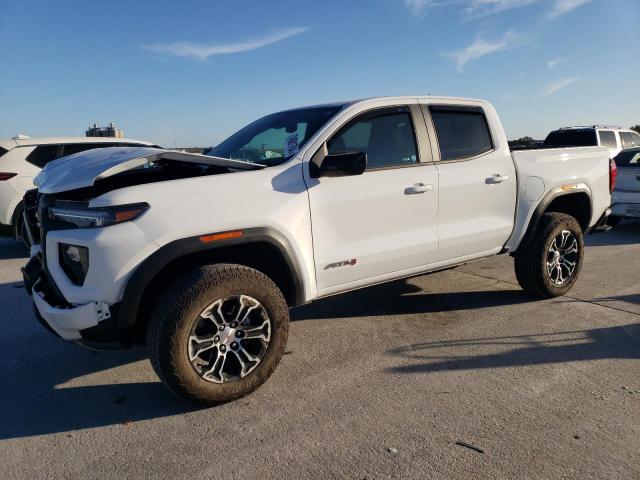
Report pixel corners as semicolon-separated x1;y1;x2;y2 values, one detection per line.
0;341;196;440
0;281;196;440
386;322;640;375
292;280;536;321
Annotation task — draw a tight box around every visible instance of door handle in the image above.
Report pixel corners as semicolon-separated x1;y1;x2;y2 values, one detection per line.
636;173;640;181
486;174;509;184
404;183;433;195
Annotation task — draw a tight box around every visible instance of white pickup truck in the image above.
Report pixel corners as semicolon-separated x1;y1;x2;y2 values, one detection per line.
21;96;614;405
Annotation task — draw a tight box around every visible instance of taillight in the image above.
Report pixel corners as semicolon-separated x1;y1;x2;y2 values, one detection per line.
0;172;17;181
609;158;617;194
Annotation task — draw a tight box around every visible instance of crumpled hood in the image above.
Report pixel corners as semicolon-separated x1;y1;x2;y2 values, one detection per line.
34;146;264;194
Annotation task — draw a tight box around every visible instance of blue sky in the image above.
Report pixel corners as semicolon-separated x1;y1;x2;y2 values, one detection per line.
0;0;638;146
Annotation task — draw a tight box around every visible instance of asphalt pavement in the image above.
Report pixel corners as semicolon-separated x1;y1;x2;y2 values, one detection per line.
0;223;638;479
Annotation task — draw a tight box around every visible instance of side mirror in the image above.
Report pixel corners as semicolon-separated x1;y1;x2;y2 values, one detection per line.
313;151;367;178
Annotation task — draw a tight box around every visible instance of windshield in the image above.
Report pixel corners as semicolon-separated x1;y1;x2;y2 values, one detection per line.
543;129;598;148
205;106;343;167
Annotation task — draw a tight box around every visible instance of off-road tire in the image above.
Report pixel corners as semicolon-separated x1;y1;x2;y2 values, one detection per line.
147;264;289;406
514;212;584;298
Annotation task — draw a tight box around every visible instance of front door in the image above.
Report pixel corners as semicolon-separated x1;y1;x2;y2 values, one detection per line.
305;105;439;293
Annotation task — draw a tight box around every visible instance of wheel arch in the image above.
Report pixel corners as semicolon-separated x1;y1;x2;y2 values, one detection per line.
11;200;24;231
515;187;592;254
116;227;306;334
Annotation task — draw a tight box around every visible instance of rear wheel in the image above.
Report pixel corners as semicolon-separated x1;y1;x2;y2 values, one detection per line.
515;212;584;298
147;264;289;406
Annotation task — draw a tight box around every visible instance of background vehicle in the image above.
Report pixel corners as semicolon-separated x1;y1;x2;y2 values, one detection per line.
0;136;158;243
608;147;640;226
543;126;640;157
21;96;613;405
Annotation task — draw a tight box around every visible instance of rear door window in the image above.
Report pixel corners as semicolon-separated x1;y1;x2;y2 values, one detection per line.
0;147;8;158
429;106;494;161
598;130;617;148
25;144;61;168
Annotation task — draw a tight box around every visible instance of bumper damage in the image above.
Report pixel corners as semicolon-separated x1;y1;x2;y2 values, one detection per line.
22;254;127;349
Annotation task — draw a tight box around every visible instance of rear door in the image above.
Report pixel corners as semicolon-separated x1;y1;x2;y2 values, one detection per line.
421;102;517;261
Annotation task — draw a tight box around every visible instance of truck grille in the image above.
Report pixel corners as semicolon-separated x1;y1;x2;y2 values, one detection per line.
23;188;41;245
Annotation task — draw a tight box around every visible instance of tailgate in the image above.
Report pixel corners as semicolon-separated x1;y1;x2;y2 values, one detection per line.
616;167;640;193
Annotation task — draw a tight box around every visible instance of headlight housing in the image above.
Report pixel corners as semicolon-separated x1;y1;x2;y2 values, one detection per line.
48;202;149;228
59;243;89;285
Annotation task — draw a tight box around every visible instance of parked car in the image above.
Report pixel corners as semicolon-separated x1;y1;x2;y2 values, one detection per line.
608;147;640;225
0;136;159;243
21;96;613;405
543;126;640;157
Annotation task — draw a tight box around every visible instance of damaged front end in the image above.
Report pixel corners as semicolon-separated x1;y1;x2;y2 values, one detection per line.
23;147;264;348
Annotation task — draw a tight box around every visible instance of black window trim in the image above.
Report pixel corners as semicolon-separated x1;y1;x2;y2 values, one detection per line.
425;104;497;163
320;105;428;173
25;144;63;168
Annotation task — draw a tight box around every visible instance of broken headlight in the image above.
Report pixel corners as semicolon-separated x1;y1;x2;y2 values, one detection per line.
48;203;149;228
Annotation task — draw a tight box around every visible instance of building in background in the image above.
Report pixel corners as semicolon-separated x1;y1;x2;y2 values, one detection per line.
86;122;123;138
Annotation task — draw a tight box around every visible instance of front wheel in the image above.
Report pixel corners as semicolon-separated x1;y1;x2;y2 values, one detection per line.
514;212;584;298
147;264;289;406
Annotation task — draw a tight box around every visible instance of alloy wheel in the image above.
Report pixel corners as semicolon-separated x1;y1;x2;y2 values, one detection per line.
188;295;271;383
546;230;579;286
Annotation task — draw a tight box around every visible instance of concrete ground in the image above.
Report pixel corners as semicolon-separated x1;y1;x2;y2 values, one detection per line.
0;223;638;479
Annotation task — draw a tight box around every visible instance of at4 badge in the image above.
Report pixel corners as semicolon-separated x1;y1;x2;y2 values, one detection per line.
324;258;357;270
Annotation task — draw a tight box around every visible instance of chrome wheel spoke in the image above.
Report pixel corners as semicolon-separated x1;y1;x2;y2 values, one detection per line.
232;348;260;377
240;320;270;341
202;352;226;383
235;295;261;326
201;299;226;328
188;334;217;361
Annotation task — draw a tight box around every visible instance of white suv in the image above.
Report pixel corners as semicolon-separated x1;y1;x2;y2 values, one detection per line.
0;136;157;242
543;126;640;158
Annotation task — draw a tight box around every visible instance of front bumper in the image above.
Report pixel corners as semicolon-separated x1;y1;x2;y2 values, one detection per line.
23;255;126;348
32;285;104;340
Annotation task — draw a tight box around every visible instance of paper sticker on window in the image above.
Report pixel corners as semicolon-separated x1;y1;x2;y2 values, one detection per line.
285;133;299;157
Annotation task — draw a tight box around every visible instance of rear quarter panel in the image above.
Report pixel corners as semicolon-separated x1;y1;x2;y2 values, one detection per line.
0;146;39;225
506;146;611;251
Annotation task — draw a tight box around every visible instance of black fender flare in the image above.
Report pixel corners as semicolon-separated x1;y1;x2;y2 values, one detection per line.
516;185;592;253
115;227;306;329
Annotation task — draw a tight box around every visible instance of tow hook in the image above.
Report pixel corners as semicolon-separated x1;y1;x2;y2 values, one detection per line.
96;302;111;321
